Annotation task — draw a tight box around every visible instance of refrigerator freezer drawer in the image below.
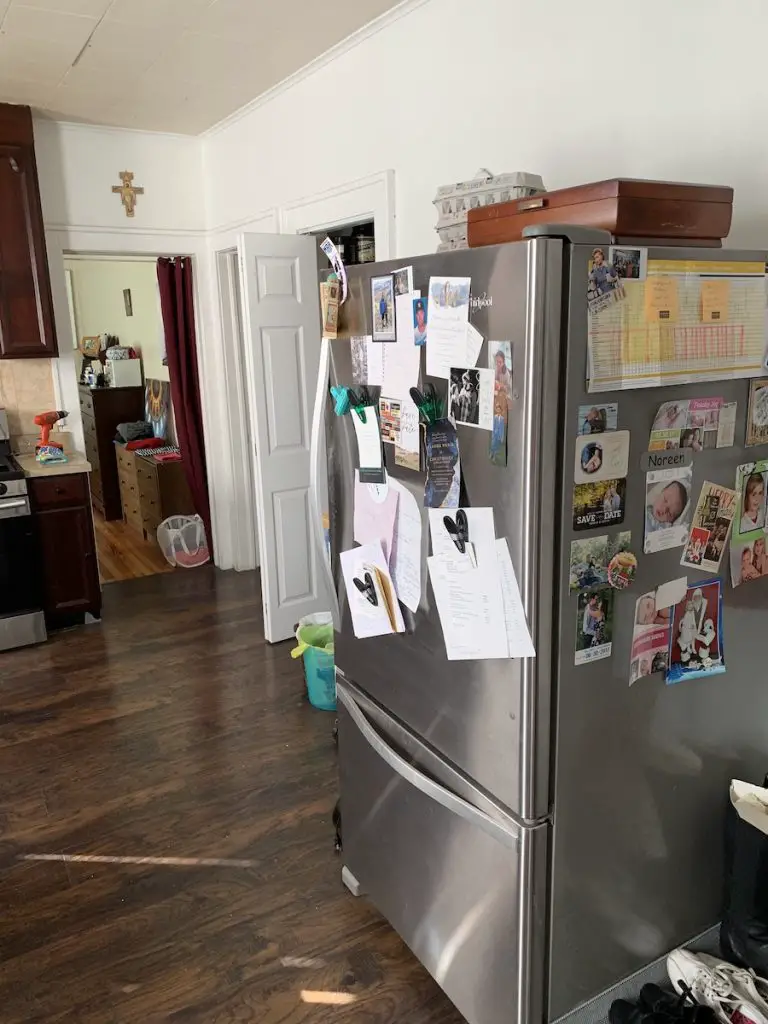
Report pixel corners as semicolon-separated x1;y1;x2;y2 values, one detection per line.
338;682;549;1024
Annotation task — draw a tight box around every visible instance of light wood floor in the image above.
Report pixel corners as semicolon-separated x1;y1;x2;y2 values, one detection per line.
93;508;174;583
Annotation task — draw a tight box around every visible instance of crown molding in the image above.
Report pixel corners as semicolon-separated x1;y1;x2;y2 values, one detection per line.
34;118;199;142
44;222;204;237
202;0;431;139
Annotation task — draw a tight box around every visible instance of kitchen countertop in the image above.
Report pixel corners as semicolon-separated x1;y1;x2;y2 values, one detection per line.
16;452;92;478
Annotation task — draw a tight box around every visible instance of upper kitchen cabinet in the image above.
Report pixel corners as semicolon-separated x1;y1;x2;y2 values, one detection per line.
0;103;58;359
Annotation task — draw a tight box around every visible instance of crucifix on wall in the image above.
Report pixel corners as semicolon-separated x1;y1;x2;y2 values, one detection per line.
111;170;144;217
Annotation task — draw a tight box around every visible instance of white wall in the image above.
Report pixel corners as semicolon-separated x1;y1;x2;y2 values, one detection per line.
34;120;205;233
202;0;768;250
64;257;167;381
30;120;239;566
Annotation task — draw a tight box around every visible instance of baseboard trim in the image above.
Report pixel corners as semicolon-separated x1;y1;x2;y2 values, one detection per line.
552;925;721;1024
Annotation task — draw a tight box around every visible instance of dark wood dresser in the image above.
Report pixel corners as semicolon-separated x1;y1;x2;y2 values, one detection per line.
116;444;195;543
79;385;144;520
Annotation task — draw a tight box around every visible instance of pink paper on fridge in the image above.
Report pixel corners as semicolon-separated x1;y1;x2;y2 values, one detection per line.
353;472;400;563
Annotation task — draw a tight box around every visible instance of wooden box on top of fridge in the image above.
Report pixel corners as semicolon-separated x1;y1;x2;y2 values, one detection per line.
467;178;734;248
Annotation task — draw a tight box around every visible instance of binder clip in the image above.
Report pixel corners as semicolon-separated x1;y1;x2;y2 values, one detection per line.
410;384;442;424
348;386;373;423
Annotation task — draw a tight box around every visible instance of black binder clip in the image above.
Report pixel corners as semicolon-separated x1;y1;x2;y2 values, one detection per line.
349;386;373;423
352;572;378;606
442;509;477;567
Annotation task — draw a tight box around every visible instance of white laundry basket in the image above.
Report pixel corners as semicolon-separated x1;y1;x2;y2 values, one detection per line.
157;514;210;568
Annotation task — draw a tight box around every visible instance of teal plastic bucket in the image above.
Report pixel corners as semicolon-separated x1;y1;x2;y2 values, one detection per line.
291;621;336;711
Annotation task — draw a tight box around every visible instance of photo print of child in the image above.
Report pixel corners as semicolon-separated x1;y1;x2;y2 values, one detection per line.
731;462;768;583
666;579;725;684
644;466;692;554
371;274;396;342
740;470;767;534
580;441;603;474
574;431;630;485
683;527;709;567
730;533;768;588
489;342;513;467
413;297;428;346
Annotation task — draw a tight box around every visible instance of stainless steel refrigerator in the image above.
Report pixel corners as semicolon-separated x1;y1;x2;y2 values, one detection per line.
318;234;768;1024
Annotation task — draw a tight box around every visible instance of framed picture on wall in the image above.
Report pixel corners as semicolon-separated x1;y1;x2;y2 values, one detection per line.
123;288;133;316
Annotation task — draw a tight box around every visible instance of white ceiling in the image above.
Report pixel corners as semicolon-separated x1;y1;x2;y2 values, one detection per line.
0;0;402;134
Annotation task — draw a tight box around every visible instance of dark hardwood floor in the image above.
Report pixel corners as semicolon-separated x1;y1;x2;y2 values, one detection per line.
0;568;463;1024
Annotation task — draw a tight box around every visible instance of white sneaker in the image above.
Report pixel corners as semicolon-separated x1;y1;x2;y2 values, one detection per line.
667;948;768;1024
698;954;768;1018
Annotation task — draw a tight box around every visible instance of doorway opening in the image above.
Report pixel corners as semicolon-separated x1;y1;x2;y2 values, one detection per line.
63;253;208;585
307;219;376;278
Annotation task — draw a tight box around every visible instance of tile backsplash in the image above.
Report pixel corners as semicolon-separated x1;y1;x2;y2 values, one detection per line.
0;359;55;439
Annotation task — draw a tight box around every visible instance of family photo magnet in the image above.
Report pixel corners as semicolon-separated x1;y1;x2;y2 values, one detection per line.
574;430;630;485
569;532;631;591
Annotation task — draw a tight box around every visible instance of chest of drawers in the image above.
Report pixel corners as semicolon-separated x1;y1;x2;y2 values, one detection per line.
115;444;194;542
80;385;145;520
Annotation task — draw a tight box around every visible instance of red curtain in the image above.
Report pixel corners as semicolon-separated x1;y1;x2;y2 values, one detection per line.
156;256;212;555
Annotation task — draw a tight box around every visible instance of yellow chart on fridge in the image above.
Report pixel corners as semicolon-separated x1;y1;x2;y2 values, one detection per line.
587;259;767;392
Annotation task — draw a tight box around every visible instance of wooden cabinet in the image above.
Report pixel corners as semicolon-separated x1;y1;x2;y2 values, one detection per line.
0;104;57;359
80;385;145;520
116;444;194;543
29;473;101;628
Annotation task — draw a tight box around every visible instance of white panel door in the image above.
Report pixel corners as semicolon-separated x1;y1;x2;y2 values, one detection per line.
238;232;324;643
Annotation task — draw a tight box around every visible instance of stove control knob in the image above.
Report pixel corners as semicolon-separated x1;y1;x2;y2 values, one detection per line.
0;482;6;496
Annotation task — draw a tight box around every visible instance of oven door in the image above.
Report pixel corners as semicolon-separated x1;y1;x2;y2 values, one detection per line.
0;508;43;615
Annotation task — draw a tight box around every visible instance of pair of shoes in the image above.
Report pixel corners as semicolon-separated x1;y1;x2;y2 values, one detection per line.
611;983;717;1024
667;948;768;1024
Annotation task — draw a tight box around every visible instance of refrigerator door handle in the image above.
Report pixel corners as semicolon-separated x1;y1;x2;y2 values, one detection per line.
338;686;521;851
309;336;340;629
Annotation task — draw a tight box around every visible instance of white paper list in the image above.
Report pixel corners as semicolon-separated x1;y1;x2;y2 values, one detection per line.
427;555;509;660
495;538;535;657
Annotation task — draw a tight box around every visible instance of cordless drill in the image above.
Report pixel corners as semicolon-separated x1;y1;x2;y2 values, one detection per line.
34;410;67;452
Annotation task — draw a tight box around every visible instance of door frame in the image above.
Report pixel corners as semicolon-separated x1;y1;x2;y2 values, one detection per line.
45;227;228;565
212;171;395;573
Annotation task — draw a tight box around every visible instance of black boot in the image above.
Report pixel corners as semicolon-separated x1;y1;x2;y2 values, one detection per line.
720;779;768;974
639;983;717;1024
609;1001;667;1024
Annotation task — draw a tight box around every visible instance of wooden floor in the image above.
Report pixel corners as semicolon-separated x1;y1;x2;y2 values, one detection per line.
0;568;463;1024
93;508;174;583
